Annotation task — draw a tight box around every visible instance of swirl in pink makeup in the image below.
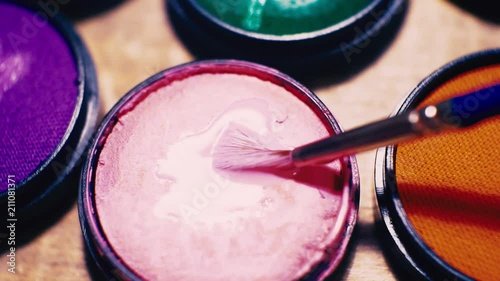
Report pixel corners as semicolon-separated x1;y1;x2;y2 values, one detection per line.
94;71;356;281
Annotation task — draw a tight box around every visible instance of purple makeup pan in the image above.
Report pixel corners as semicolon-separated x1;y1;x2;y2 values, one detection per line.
0;1;98;223
80;60;360;281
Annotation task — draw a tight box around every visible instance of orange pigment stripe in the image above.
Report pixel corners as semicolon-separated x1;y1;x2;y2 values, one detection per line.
396;65;500;281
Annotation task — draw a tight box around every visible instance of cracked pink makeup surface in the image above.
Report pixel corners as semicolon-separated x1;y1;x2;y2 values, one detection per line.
93;65;357;281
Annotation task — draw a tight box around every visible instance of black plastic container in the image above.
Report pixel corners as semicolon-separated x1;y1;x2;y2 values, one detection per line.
0;1;99;227
375;49;500;281
451;0;500;23
80;60;360;281
13;0;125;18
167;0;407;78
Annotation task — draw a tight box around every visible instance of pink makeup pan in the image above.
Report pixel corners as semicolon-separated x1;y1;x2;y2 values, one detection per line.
80;60;359;281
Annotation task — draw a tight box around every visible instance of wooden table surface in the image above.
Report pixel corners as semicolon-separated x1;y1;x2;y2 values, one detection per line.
1;1;499;280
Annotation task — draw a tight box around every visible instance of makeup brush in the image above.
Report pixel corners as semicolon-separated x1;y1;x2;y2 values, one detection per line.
214;84;500;170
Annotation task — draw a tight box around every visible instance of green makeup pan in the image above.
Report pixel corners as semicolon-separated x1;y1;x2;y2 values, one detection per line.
194;0;373;36
167;0;407;77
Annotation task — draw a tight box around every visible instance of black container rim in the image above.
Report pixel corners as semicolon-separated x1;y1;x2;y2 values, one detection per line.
375;48;500;281
79;59;360;281
167;0;407;77
0;1;99;215
185;0;384;42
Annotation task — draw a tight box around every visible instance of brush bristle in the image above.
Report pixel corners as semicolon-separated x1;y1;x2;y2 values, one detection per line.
212;125;293;170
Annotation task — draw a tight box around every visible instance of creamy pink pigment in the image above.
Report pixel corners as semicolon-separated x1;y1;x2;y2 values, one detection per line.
95;73;348;281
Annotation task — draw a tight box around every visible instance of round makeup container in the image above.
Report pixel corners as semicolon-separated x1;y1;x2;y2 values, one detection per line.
450;0;499;23
167;0;407;78
80;60;360;281
13;0;125;18
375;49;500;281
0;1;98;224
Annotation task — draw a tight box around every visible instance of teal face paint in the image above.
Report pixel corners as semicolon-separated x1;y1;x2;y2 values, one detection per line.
168;0;407;77
194;0;373;35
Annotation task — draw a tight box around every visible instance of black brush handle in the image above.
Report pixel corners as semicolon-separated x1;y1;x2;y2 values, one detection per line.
292;84;500;167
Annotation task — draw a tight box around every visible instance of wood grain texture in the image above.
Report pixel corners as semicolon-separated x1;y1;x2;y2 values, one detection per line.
1;0;499;280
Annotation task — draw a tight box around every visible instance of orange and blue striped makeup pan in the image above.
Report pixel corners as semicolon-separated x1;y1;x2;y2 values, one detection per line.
166;0;407;78
376;49;500;281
